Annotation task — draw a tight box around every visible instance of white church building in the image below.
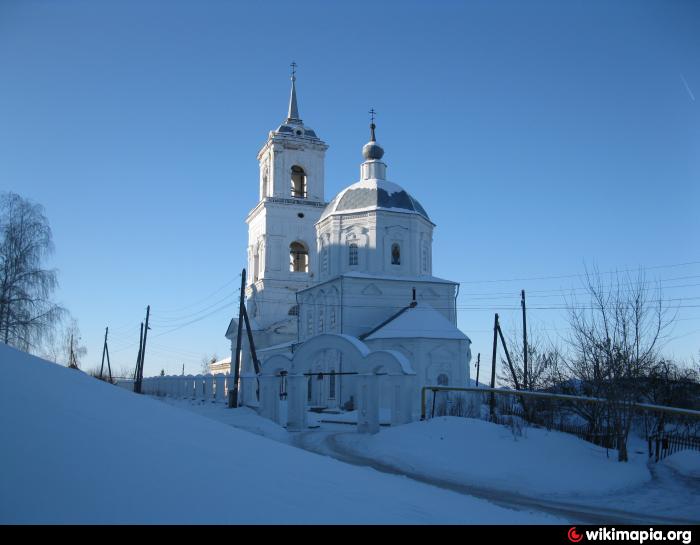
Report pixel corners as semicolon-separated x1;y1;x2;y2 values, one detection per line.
222;71;472;427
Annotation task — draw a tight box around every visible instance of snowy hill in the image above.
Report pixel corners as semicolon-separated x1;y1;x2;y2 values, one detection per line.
0;343;557;523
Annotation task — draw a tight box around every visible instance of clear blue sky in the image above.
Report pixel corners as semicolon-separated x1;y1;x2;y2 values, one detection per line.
1;0;699;381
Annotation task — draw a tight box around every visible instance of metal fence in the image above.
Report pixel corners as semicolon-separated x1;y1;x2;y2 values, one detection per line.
422;386;700;461
648;432;700;462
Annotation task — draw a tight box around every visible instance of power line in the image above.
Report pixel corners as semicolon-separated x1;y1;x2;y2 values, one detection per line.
156;276;239;315
150;300;235;340
148;291;237;325
456;277;700;300
451;259;700;285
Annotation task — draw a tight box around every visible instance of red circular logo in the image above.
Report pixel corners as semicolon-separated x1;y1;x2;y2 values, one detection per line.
568;527;584;543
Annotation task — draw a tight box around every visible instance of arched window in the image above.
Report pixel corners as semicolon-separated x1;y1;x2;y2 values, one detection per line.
290;242;308;272
437;373;449;386
391;242;401;265
288;304;299;316
348;243;358;266
291;165;307;198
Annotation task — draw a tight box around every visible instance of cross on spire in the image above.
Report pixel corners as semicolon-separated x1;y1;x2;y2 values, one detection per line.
369;108;377;141
290;61;297;80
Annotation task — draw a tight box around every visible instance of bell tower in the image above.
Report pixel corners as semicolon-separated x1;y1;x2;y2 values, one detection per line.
245;65;328;340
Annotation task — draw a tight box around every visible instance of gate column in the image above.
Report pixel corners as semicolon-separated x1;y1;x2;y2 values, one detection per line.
286;374;307;431
356;373;380;434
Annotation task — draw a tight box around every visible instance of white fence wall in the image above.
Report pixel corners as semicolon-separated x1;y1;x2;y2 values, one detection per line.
116;374;232;403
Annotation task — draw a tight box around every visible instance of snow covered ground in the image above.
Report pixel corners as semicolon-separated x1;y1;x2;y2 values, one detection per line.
157;396;700;524
663;450;700;479
335;417;651;496
0;343;560;524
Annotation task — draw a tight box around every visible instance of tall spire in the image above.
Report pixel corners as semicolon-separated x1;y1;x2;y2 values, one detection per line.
287;62;301;124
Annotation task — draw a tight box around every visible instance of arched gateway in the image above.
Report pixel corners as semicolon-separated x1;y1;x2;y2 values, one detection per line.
258;334;414;433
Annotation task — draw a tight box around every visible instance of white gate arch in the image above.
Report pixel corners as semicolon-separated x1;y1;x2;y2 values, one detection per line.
259;334;414;432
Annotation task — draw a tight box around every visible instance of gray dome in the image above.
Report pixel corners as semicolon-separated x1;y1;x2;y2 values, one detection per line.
362;141;384;160
362;122;384;160
320;179;430;221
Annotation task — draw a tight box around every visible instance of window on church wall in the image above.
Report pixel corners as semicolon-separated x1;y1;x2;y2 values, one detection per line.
290;242;308;273
437;374;449;386
348;243;358;266
318;305;325;333
422;242;429;272
391;243;401;265
291;165;307;198
288;304;299;316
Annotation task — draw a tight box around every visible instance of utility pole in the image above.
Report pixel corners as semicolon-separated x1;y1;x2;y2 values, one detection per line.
136;305;151;394
99;327;113;382
475;352;481;387
230;270;246;408
521;289;528;390
490;313;499;419
134;322;144;393
497;320;520;391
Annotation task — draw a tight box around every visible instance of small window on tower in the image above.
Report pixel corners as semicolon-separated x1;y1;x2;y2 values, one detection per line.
290;242;308;273
391;243;401;265
348;243;358;266
291;165;307;198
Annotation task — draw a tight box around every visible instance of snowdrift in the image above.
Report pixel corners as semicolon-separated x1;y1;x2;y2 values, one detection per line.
0;344;555;523
337;416;652;496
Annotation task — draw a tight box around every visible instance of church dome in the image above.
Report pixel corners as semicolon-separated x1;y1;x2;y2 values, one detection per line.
320;179;430;222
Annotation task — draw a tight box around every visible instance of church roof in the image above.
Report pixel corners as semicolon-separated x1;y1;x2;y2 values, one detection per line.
363;303;470;341
320;179;430;222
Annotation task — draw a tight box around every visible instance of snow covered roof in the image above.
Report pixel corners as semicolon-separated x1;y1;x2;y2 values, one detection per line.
364;303;470;341
340;271;457;285
320;179;430;222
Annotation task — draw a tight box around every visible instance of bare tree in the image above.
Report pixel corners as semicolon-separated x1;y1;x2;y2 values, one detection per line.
497;328;567;424
498;328;564;393
40;315;87;370
201;353;218;375
0;192;64;351
564;267;673;461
